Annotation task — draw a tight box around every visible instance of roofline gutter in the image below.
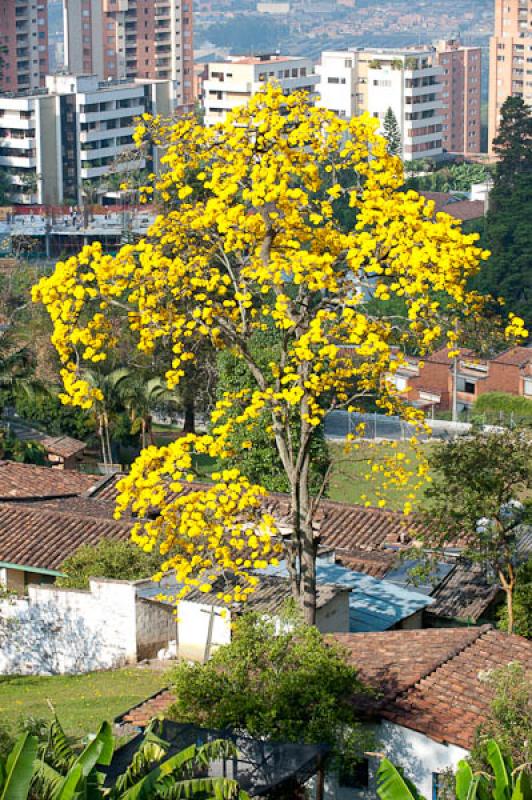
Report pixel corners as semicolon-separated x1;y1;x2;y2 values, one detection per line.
0;561;65;578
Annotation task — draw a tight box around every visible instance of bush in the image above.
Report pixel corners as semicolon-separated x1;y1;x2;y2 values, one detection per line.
57;539;164;589
168;609;372;767
473;392;532;426
14;392;96;442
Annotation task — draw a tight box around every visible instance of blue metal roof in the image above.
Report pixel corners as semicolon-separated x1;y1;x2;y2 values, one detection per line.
384;559;454;595
261;558;434;632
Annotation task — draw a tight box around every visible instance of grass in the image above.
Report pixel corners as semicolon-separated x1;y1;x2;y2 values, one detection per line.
327;440;434;510
0;667;168;739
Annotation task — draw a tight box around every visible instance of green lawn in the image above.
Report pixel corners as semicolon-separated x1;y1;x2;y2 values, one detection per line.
0;667;168;738
327;440;434;510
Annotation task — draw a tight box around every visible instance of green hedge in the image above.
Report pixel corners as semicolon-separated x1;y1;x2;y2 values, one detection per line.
474;392;532;423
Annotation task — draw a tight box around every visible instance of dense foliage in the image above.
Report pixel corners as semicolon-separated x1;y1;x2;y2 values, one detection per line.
475;97;532;324
57;539;164;589
473;391;532;427
471;662;531;776
420;429;532;633
169;611;369;767
14;392;97;442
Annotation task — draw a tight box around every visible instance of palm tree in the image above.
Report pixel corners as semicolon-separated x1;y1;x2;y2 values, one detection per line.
115;373;180;449
0;334;48;414
82;367;131;468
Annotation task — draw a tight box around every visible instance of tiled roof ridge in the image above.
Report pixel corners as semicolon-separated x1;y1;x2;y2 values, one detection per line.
385;624;491;703
0;499;131;528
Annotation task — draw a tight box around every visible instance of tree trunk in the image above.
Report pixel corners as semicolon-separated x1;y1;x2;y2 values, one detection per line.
182;399;195;433
499;566;516;635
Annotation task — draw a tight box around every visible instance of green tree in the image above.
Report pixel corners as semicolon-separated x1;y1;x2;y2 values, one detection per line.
383;108;401;156
169;610;369;768
497;558;531;638
14;392;96;442
0;429;47;465
477;97;532;323
57;540;164;590
419;430;532;634
216;330;330;494
471;662;531;773
115;373;179;449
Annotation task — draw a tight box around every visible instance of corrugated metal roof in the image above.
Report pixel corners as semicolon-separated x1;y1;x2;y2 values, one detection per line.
261;558;433;632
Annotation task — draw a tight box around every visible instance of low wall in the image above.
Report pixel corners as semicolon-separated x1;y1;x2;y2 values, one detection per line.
0;579;138;675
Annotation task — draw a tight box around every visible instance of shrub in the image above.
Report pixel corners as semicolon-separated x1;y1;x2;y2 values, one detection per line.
57;539;164;589
473;392;532;426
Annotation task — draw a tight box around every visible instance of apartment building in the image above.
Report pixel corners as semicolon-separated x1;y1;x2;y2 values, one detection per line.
387;346;532;414
0;0;49;93
434;39;481;155
489;0;532;152
0;73;176;205
62;0;194;110
317;48;444;160
202;54;318;126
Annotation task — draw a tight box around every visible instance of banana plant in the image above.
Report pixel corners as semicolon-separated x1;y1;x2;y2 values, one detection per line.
35;716;247;800
0;732;38;800
376;739;531;800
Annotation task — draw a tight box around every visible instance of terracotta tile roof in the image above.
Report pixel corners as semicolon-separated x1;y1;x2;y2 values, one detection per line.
39;435;86;459
0;460;99;500
491;347;532;367
420;192;484;221
334;626;531;749
90;475;423;552
333;548;398;578
333;627;483;698
0;500;131;572
117;689;175;728
429;562;501;622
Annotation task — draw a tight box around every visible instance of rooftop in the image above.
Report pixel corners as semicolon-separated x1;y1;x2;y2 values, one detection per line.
0;460;98;501
334;626;531;749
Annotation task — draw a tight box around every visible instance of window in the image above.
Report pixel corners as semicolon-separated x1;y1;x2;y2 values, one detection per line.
339;759;369;789
457;377;476;394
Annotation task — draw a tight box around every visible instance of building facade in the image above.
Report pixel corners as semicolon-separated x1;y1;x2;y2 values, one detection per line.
62;0;194;110
317;48;444;160
202;54;318;126
0;73;177;205
434;39;481;155
0;0;49;93
489;0;532;152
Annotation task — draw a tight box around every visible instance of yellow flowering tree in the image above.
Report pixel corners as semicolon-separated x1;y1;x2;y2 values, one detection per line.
32;86;525;623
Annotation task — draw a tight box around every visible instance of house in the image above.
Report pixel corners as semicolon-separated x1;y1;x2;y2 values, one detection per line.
137;572;351;662
0;459;98;500
388;345;532;413
331;626;531;799
2;416;87;469
0;496;131;592
115;625;531;800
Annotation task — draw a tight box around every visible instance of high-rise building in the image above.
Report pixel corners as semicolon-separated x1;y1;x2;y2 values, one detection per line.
318;48;444;161
0;73;177;205
202;54;318;125
434;39;482;155
489;0;532;152
0;0;49;93
62;0;194;110
202;54;318;126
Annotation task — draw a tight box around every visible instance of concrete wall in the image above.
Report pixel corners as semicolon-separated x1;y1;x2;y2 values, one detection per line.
136;597;176;660
0;578;138;675
177;601;232;663
316;591;350;634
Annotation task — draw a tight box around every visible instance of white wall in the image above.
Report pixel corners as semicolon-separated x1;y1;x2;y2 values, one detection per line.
324;720;469;800
177;601;232;662
316;591;350;633
0;579;138;675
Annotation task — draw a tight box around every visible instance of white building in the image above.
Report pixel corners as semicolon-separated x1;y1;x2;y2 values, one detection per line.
0;73;177;205
317;48;444;160
202;54;318;126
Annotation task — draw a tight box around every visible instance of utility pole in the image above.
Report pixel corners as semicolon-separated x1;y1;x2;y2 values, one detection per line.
452;353;458;423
